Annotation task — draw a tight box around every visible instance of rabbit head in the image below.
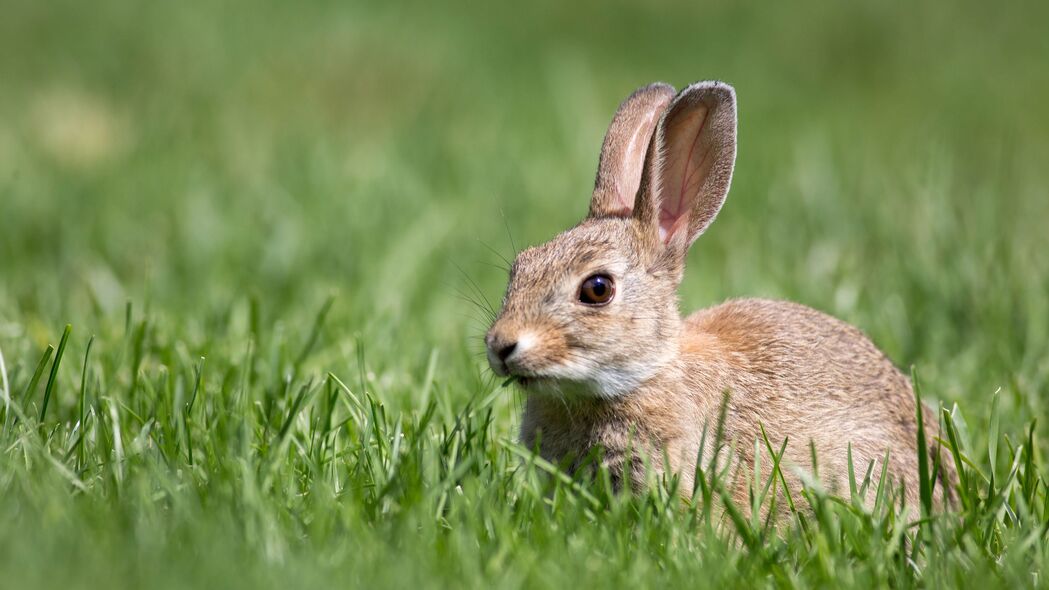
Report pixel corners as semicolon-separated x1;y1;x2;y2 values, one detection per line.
486;81;738;399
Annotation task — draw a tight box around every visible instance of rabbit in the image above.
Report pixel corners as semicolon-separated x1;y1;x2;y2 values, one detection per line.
484;80;955;518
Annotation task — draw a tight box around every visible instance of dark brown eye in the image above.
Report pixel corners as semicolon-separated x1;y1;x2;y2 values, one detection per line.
578;274;615;306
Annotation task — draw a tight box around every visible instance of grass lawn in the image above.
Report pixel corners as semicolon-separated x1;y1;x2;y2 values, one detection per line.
2;0;1049;587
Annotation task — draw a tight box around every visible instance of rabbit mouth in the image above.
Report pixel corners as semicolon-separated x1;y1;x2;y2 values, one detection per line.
517;376;569;395
516;376;548;389
504;373;542;389
513;374;602;398
502;372;558;392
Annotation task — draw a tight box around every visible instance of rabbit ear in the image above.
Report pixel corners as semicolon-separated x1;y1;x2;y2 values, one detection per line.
635;81;737;249
589;83;676;218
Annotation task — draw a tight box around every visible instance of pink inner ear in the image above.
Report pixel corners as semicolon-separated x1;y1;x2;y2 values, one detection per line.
659;106;710;243
658;211;690;243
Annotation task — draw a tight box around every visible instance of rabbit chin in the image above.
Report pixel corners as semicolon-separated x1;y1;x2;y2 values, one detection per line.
519;362;657;400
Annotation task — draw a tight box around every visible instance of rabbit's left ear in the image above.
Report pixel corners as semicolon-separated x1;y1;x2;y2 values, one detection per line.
589;83;676;218
635;81;737;248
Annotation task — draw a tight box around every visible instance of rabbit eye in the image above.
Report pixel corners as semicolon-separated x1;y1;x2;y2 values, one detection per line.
578;274;615;306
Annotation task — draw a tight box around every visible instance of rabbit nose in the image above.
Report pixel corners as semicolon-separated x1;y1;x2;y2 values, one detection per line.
496;341;518;362
485;331;519;375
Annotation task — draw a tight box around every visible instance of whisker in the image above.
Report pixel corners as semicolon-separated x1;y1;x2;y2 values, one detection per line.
500;209;519;256
477;238;513;270
452;261;498;319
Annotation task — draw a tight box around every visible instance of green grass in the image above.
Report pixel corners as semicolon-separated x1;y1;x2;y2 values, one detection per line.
2;0;1049;587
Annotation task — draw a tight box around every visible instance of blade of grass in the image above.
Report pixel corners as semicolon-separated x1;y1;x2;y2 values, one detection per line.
988;388;1002;498
40;325;72;425
1022;420;1038;509
182;357;205;465
0;343;10;431
22;345;55;407
911;367;933;519
76;335;95;470
940;407;971;511
756;425;792;514
848;442;858;504
293;295;334;371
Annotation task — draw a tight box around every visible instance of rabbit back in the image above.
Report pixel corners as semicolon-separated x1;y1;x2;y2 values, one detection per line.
680;297;955;512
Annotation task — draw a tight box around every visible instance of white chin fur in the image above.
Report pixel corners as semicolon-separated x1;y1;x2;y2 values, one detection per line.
528;360;658;399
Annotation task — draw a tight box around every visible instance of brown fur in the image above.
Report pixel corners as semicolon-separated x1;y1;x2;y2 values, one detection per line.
486;81;955;520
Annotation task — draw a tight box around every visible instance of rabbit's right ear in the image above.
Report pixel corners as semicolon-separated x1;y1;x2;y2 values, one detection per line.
634;81;737;252
589;83;676;219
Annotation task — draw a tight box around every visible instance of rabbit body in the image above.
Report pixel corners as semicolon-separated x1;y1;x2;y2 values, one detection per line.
519;296;949;513
486;81;953;515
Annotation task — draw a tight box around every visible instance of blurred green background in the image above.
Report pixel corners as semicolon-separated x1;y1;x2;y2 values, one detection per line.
3;0;1049;374
1;0;1048;586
